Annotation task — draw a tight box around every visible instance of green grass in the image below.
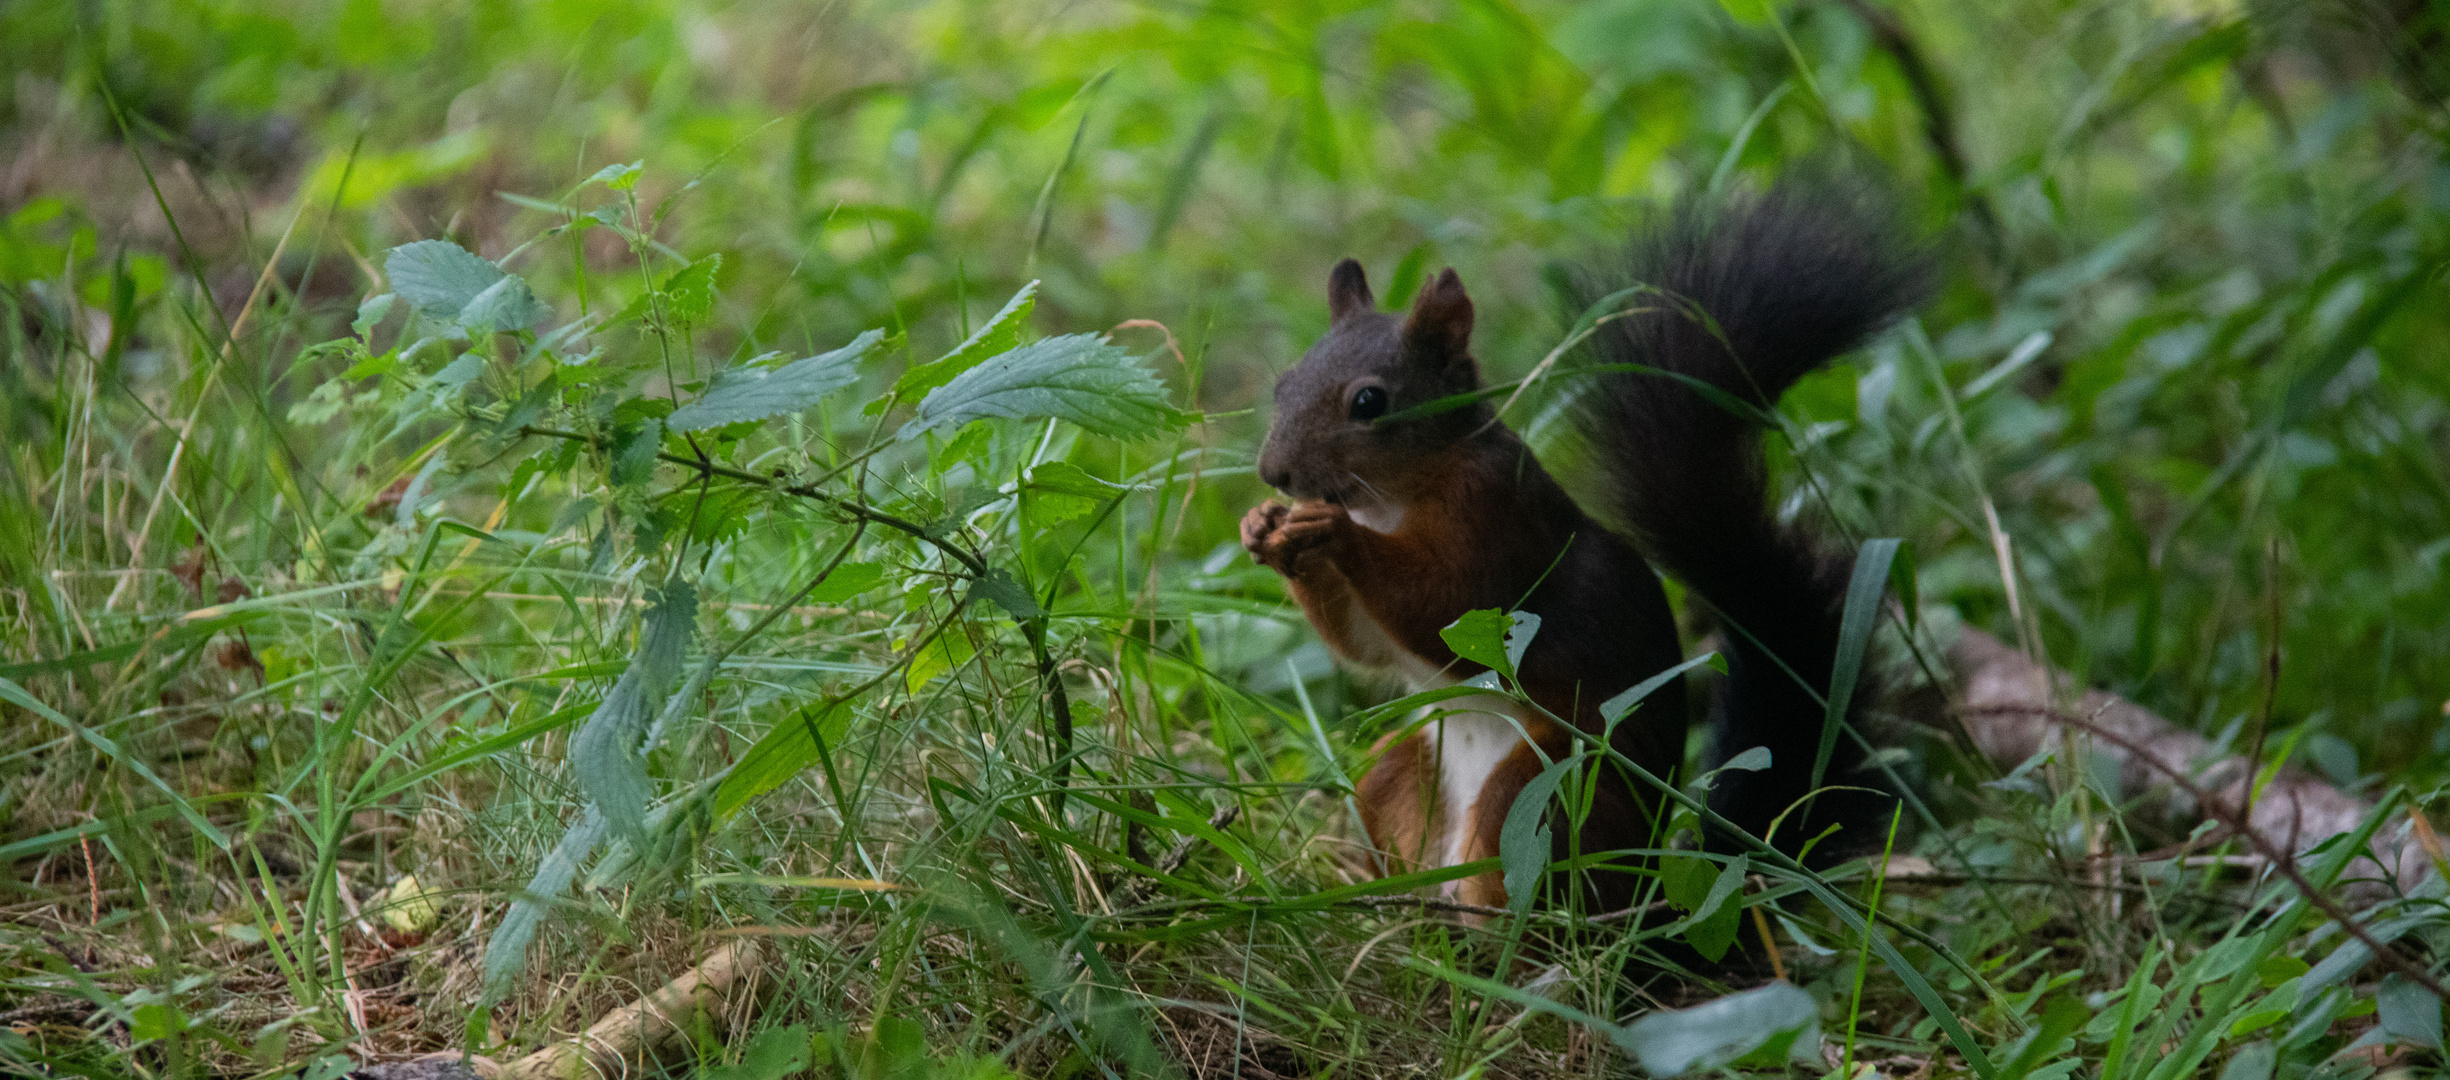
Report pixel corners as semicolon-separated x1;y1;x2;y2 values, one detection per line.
3;0;2450;1077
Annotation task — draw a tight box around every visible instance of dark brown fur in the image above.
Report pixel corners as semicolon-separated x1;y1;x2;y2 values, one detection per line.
1244;271;1686;912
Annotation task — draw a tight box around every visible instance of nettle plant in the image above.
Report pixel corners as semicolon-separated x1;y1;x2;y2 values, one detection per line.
292;164;1194;1009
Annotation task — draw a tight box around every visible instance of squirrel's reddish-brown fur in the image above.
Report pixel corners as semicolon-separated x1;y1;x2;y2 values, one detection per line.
1244;176;1931;914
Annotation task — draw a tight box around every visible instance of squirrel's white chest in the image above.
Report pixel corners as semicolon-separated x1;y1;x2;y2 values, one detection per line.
1426;706;1528;877
1346;502;1407;534
1322;557;1533;884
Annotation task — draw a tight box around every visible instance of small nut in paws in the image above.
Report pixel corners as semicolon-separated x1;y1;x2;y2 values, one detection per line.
1275;502;1347;547
1245;500;1346;573
1240;503;1290;558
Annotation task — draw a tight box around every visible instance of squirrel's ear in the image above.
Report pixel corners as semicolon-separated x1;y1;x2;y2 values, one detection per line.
1327;259;1374;323
1403;268;1474;358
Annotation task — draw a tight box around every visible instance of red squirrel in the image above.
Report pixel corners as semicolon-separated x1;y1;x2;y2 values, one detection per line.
1241;178;1930;914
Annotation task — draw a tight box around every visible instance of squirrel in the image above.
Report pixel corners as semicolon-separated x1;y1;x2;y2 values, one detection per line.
1241;176;1932;916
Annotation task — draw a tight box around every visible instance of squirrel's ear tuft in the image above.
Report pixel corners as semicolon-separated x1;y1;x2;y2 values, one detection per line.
1403;268;1474;358
1327;259;1374;322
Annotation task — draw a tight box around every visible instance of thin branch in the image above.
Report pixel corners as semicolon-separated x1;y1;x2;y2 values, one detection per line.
515;425;987;575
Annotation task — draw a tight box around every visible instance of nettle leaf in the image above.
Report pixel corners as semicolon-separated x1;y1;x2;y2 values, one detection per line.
666;330;882;433
431;354;485;388
481;806;605;1003
387;241;498;317
568;579;697;844
611;420;665;487
1025;460;1115;524
385;240;548;332
663;254;721;326
1439;609;1517;678
460;274;550;333
1618;981;1820;1075
898;333;1186;442
893;280;1038;401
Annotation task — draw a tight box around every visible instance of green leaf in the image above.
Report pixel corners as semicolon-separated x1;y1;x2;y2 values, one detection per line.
1720;745;1772;772
611;420;664;487
1598;652;1721;724
1502;610;1542;673
714;701;857;818
661;253;721;326
387;240;496;316
2000;994;2089;1080
459;273;551;333
568;579;696;844
968;568;1045;621
288;381;348;425
936;422;995;477
353;293;395;338
1439;608;1515;677
385;240;548;331
130;1002;186;1042
1027;460;1115;500
1618;981;1819;1076
702;1025;813;1080
1675;854;1748;961
1024;461;1112;524
2226;1009;2288;1038
905;630;976;691
898;333;1186;442
805;562;885;605
2217;1043;2275;1080
894;280;1038;400
2256;955;2310;988
342;349;397;380
1888;540;1920;631
1813;539;1900;797
431;353;484;389
2378;974;2442;1049
588;161;642;190
1499;752;1574;916
666;330;882;433
482;806;605;1003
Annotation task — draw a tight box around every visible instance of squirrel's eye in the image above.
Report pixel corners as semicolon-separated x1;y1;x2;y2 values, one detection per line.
1349;385;1389;421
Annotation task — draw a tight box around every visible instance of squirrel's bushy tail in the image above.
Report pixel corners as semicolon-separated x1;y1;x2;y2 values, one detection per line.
1566;175;1932;860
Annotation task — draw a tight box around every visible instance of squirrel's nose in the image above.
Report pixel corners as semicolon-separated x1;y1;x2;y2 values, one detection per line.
1262;467;1291;491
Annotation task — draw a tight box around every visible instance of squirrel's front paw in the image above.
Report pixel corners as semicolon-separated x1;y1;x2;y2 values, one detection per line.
1243;500;1346;574
1240;502;1289;558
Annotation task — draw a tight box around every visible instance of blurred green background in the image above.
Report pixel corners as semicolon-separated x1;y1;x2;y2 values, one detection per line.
5;0;2450;1073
